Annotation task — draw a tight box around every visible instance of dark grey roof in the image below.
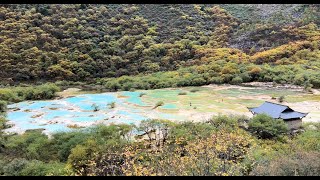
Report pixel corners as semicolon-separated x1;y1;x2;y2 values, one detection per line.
280;111;308;120
248;102;289;119
248;101;308;120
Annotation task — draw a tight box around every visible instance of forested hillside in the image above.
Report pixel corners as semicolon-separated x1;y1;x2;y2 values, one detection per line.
0;4;319;87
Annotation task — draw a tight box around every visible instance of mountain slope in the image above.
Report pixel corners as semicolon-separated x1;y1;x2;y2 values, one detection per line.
0;4;319;82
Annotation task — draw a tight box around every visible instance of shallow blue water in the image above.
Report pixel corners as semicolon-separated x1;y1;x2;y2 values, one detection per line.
26;101;54;110
121;91;148;106
73;115;107;122
161;104;177;109
5;92;181;134
43;110;74;119
65;94;121;111
118;110;146;121
7;111;32;120
118;110;130;116
65;96;87;104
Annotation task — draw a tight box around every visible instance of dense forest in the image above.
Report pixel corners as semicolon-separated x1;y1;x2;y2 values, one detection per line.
0;4;319;89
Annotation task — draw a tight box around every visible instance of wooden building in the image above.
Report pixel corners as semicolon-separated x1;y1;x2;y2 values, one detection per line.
248;101;308;130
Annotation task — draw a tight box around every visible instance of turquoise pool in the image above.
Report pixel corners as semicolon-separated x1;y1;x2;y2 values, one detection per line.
121;91;148;106
5;92;179;134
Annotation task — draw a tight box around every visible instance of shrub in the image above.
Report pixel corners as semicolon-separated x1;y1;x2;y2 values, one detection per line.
240;72;252;82
305;86;313;93
0;101;7;113
0;89;20;102
303;82;313;93
208;114;239;130
19;160;63;176
2;158;29;176
52;132;90;162
168;121;216;145
248;114;288;139
231;76;243;85
0;83;60;102
92;104;100;112
178;92;187;95
293;127;320;151
1;158;67;176
210;77;224;84
278;95;285;103
190;88;200;93
108;102;116;109
5;131;54;161
251;151;320;176
153;101;164;109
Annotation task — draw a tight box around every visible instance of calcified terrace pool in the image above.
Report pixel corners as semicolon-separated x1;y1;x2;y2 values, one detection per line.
5;85;319;135
5;91;184;135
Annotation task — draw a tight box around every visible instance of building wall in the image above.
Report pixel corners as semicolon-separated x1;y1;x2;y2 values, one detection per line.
285;119;302;130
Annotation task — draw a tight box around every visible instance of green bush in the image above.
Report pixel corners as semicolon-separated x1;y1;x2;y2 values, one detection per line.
0;117;8;153
52;132;90;162
190;88;200;93
0;101;7;113
248;114;288;139
208;114;239;130
278;95;285;103
178;92;187;95
231;76;243;85
294;127;320;151
168;121;216;144
91;104;100;111
0;159;5;175
0;89;20;102
5;131;54;161
251;151;320;176
108;102;116;109
209;77;224;84
2;158;29;176
0;83;60;102
1;158;67;176
19;160;66;176
154;101;164;109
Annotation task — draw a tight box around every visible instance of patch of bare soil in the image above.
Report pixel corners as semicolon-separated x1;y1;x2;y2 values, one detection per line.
238;94;272;101
203;84;254;91
56;88;82;98
242;82;304;91
177;109;252;123
312;89;320;95
288;101;320;122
